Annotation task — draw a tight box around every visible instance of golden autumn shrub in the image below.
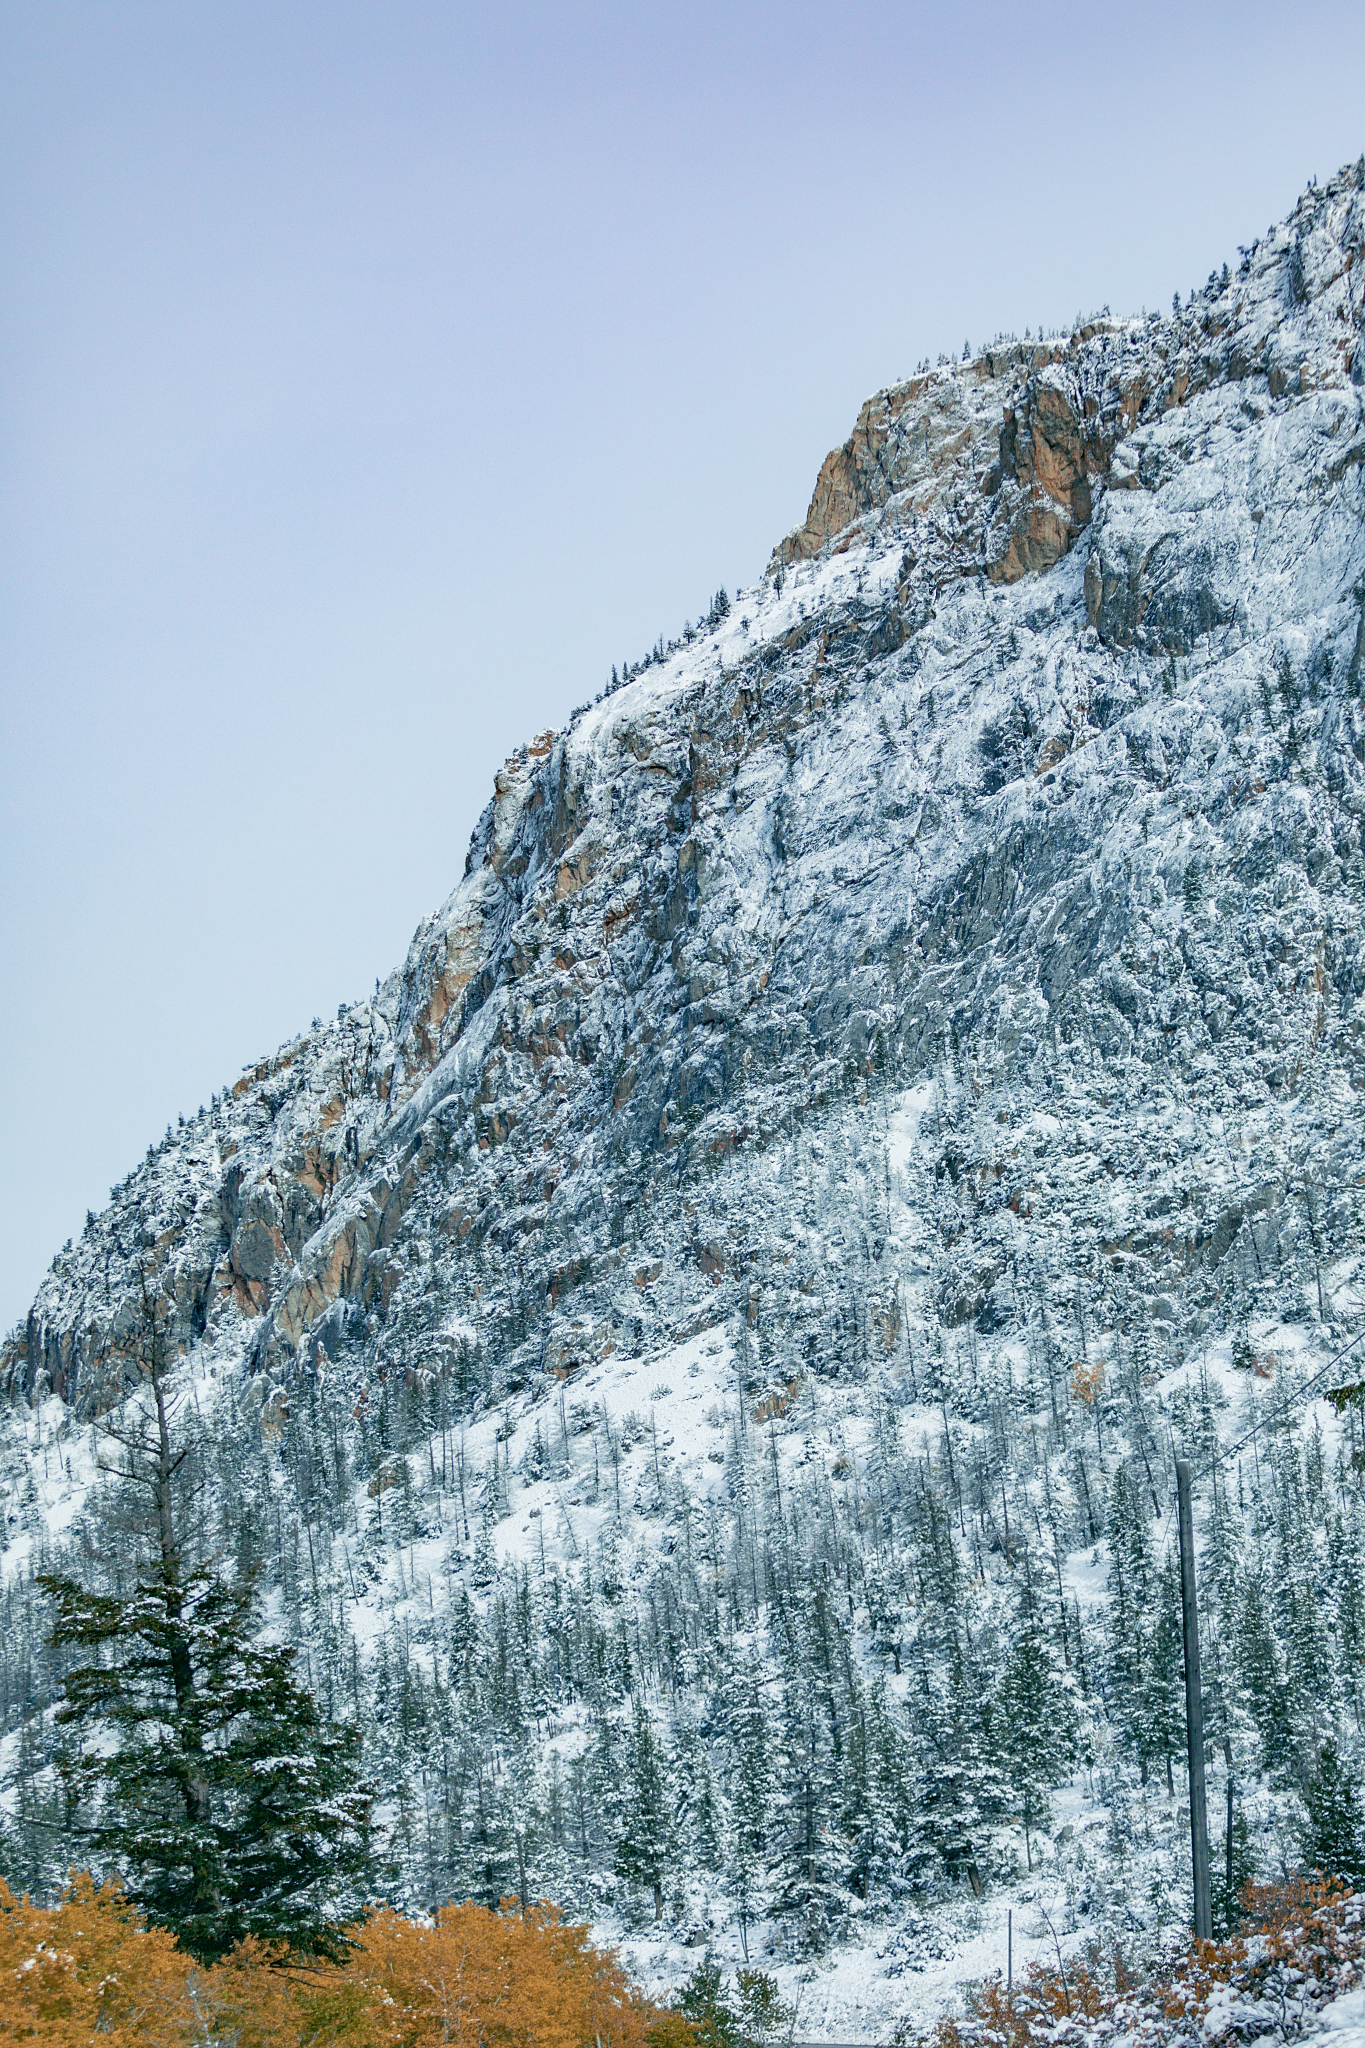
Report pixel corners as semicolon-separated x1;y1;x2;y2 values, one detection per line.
0;1872;206;2047
349;1900;656;2048
643;2014;700;2048
0;1875;669;2048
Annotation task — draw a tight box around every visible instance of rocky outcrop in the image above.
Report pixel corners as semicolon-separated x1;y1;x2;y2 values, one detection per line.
775;164;1364;621
5;158;1365;1430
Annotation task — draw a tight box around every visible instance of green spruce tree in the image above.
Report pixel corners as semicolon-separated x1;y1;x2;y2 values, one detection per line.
725;1679;771;1960
1136;1553;1186;1795
1303;1738;1365;1883
615;1694;672;1921
918;1638;1005;1896
998;1570;1077;1871
1239;1567;1295;1778
1106;1460;1152;1755
40;1255;380;1963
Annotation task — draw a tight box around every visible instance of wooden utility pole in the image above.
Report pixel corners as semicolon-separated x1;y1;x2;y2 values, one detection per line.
1176;1457;1213;1940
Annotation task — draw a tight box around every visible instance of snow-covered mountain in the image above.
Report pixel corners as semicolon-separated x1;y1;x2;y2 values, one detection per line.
3;158;1365;2033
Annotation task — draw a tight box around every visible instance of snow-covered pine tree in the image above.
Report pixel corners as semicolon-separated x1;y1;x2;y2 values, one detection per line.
1303;1736;1365;1883
458;1757;518;1909
840;1674;924;1900
997;1563;1077;1870
771;1660;844;1949
916;1636;1004;1897
496;1735;545;1916
43;1549;378;1963
672;1708;725;1878
39;1252;380;1963
1135;1552;1185;1795
722;1673;772;1960
1105;1459;1151;1751
1238;1564;1295;1779
615;1694;672;1921
1329;1507;1365;1731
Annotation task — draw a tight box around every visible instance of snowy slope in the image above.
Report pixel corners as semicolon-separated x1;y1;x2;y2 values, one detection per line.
2;159;1365;2024
7;163;1365;1428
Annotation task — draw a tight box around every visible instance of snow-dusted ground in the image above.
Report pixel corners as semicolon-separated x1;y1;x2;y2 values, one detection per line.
1310;1983;1365;2048
2;160;1365;2005
1;1042;1359;2025
613;1857;1100;2042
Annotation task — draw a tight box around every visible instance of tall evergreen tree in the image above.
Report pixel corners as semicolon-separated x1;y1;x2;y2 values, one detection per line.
1303;1738;1365;1883
771;1666;844;1949
615;1695;672;1921
998;1569;1077;1870
43;1561;378;1963
673;1711;725;1875
916;1638;1004;1897
460;1759;518;1909
1105;1460;1151;1748
1239;1567;1295;1778
39;1256;380;1963
1331;1513;1365;1732
1135;1553;1185;1794
497;1736;544;1916
725;1680;771;1960
840;1676;924;1901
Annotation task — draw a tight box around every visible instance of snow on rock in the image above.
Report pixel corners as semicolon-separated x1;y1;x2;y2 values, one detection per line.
2;158;1365;1996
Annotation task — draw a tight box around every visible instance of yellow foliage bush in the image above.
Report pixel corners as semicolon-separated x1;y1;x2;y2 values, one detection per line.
0;1872;206;2046
347;1900;656;2048
0;1874;668;2048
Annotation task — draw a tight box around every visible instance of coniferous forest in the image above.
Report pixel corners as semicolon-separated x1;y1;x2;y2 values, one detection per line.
4;155;1365;2043
5;1188;1365;1984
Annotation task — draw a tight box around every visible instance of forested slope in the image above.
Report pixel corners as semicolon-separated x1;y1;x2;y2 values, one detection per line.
3;158;1365;2029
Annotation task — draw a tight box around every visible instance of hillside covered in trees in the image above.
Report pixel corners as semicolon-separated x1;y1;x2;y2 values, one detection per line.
2;159;1365;2030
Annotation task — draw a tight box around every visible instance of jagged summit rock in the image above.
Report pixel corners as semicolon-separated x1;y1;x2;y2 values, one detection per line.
6;156;1365;1429
775;164;1364;604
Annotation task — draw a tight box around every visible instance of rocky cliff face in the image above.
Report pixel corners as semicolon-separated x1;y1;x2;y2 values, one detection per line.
8;161;1363;1433
4;161;1365;2000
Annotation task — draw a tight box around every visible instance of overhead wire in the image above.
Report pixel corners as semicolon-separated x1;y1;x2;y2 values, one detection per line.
1146;1316;1365;1560
1193;1317;1365;1482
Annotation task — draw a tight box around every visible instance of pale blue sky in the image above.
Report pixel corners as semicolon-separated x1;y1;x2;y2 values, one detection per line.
3;0;1363;1331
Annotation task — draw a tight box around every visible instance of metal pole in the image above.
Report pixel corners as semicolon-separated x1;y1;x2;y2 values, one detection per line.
1176;1457;1213;1940
1007;1907;1013;1991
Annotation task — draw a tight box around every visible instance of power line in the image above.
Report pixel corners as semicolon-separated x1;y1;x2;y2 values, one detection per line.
1149;1318;1365;1558
1195;1319;1365;1481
